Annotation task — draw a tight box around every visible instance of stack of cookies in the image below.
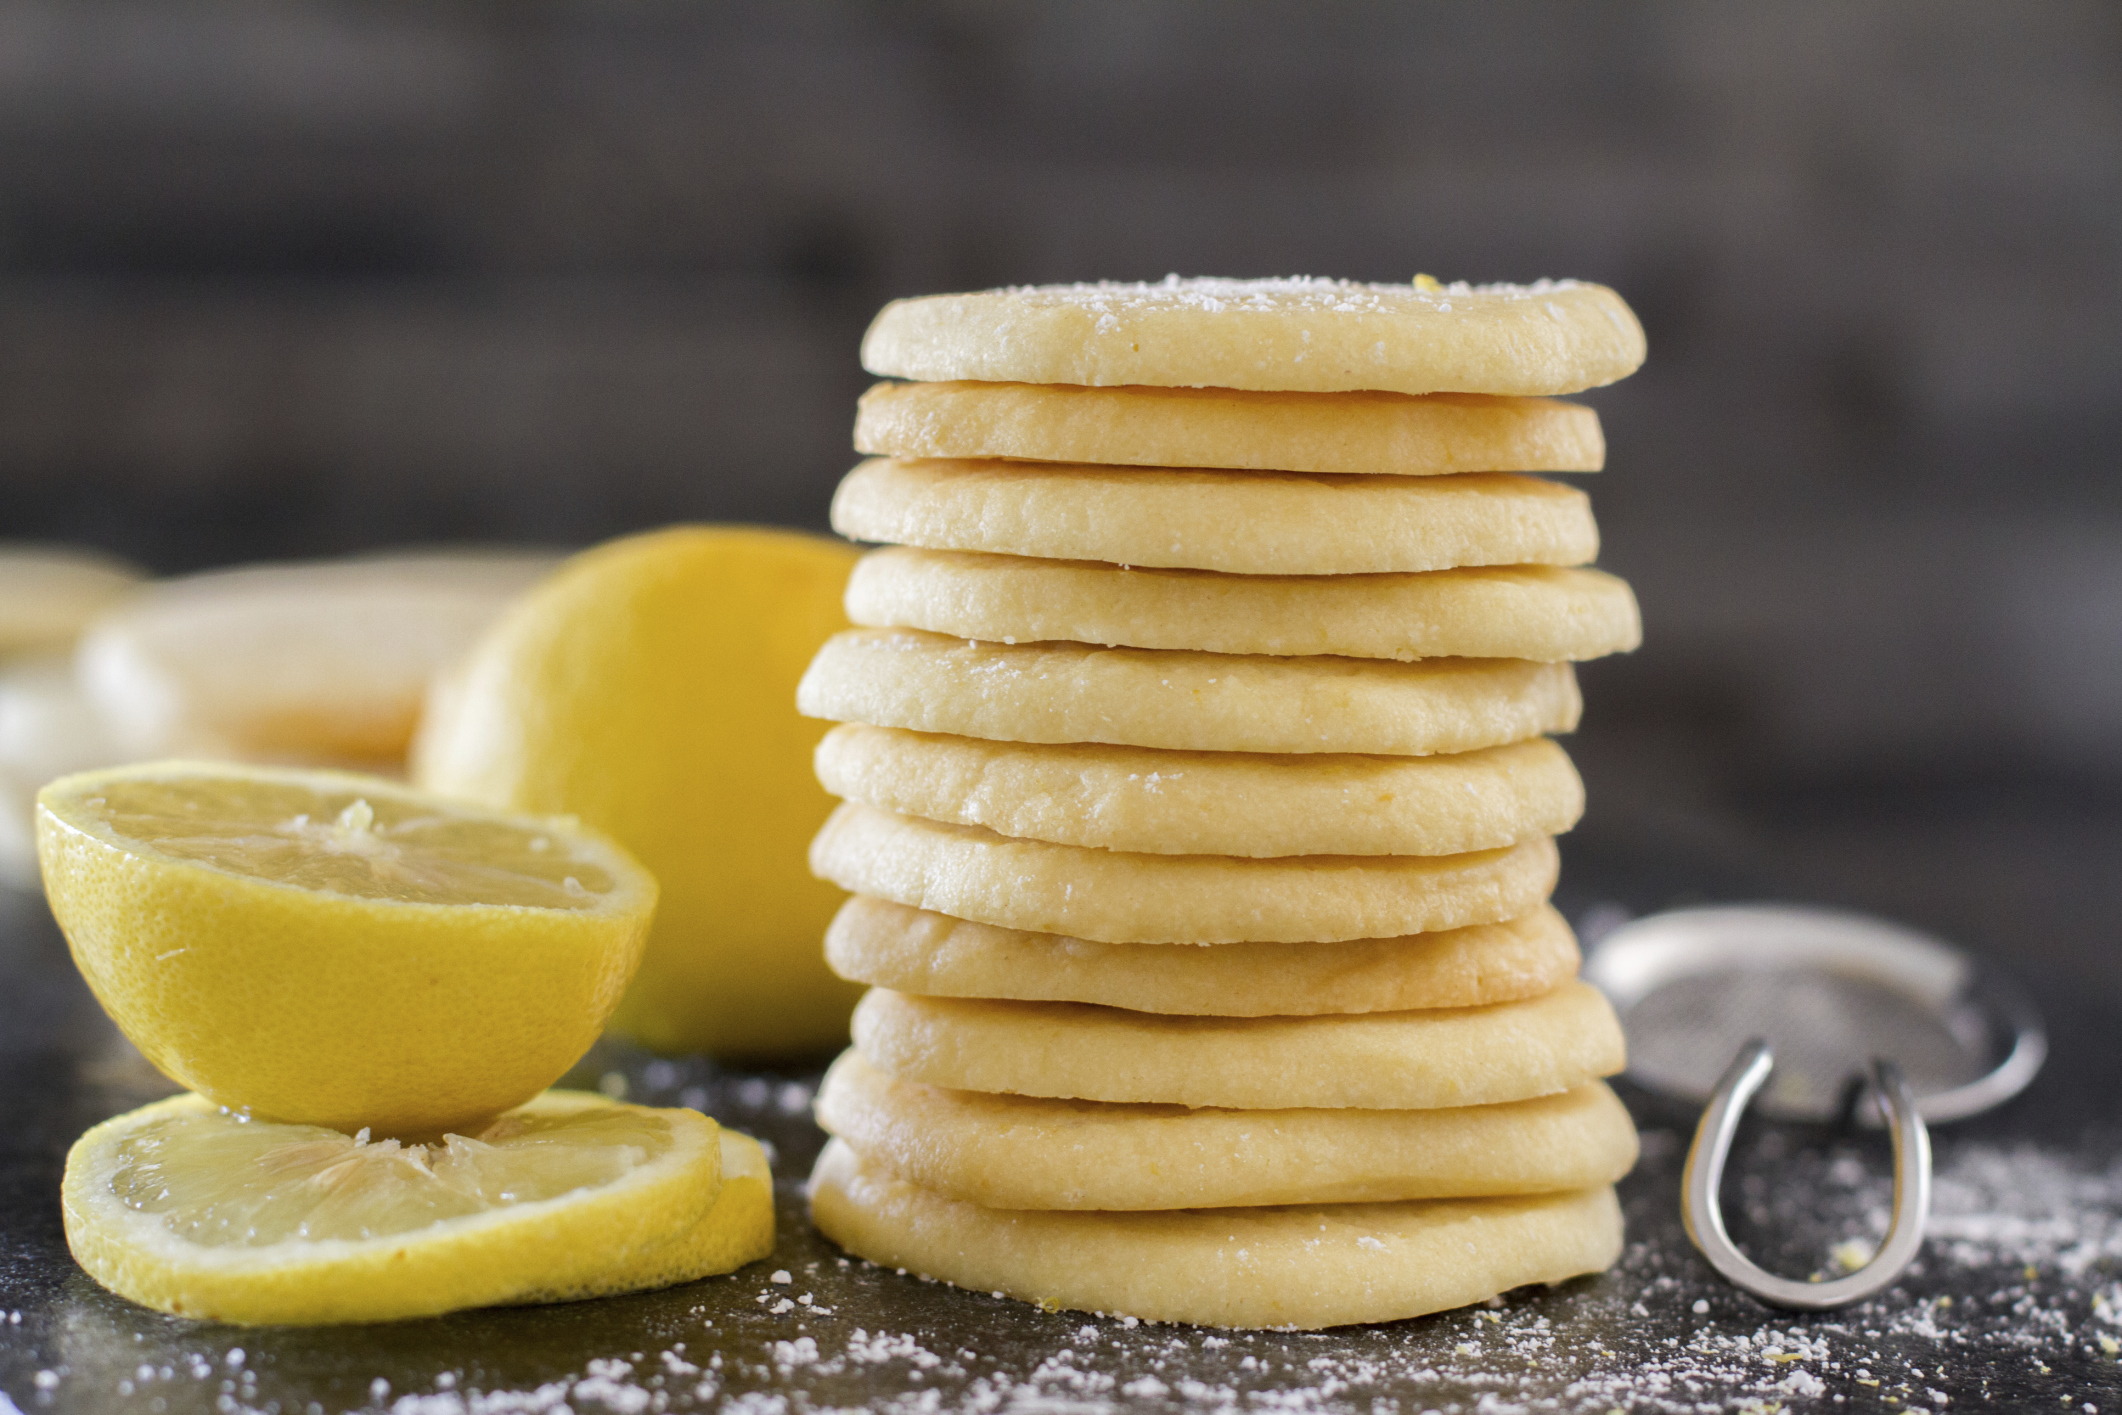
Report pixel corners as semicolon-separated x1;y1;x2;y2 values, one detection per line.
800;276;1646;1329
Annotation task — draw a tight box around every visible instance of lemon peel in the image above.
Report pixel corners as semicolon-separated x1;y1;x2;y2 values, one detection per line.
415;525;865;1059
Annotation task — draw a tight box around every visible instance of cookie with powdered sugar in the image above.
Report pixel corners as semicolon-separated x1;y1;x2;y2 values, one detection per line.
860;275;1643;397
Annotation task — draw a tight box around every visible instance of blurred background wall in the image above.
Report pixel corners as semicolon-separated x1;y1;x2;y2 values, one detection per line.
2;0;2118;806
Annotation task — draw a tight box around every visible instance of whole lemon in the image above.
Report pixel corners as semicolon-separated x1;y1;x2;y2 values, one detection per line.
414;526;864;1058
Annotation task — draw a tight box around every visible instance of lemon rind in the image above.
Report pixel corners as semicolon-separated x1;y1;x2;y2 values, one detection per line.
512;1129;777;1304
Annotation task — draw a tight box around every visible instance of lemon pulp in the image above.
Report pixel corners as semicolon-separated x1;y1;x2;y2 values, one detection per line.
109;1104;676;1247
77;774;616;908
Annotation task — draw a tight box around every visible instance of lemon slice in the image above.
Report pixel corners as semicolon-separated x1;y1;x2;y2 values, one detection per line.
654;1126;777;1283
37;762;658;1138
62;1090;768;1325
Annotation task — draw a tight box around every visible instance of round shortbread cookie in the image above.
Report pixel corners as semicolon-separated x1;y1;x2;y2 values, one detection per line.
810;1140;1624;1329
845;549;1641;664
799;630;1582;756
0;545;142;656
823;898;1580;1015
77;552;558;762
860;277;1645;397
815;726;1582;857
816;1052;1637;1209
0;655;124;892
810;803;1558;945
852;382;1605;476
831;460;1599;575
851;982;1624;1110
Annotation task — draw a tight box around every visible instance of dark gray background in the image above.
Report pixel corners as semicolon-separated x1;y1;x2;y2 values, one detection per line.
3;0;2119;794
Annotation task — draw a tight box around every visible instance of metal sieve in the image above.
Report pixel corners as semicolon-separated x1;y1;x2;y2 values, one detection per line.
1582;903;2046;1309
1582;903;2045;1125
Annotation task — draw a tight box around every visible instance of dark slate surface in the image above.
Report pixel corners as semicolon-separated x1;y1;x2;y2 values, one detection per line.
3;796;2120;1415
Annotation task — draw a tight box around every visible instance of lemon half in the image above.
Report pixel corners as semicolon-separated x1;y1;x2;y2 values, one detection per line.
37;761;658;1138
62;1091;773;1325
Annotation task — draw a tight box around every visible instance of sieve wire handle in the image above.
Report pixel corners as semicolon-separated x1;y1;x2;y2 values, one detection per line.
1681;1038;1932;1310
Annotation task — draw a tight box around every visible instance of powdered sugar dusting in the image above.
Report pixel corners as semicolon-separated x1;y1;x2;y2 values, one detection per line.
998;275;1586;317
21;1043;2119;1413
